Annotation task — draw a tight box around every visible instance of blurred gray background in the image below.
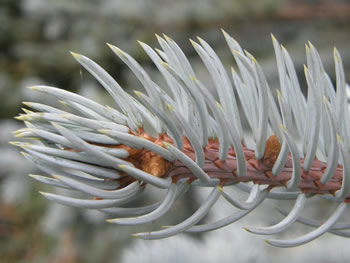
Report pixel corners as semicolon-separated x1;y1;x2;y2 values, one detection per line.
1;0;350;262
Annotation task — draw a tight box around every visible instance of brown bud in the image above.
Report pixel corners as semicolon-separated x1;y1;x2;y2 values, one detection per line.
262;135;281;168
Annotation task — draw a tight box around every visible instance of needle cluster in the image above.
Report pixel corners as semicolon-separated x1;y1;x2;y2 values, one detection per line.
12;31;350;247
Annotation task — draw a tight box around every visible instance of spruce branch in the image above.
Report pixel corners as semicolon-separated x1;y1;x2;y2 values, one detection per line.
12;31;350;247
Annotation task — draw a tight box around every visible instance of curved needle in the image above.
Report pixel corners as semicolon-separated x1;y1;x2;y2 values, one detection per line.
235;182;300;200
133;187;221;239
335;138;350;200
40;188;141;209
281;125;301;190
54;175;140;199
107;183;180;225
245;193;306;235
266;202;348;247
186;189;268;233
276;206;350;231
99;129;174;161
220;184;261;210
117;165;171;189
101;203;160;217
320;97;339;184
